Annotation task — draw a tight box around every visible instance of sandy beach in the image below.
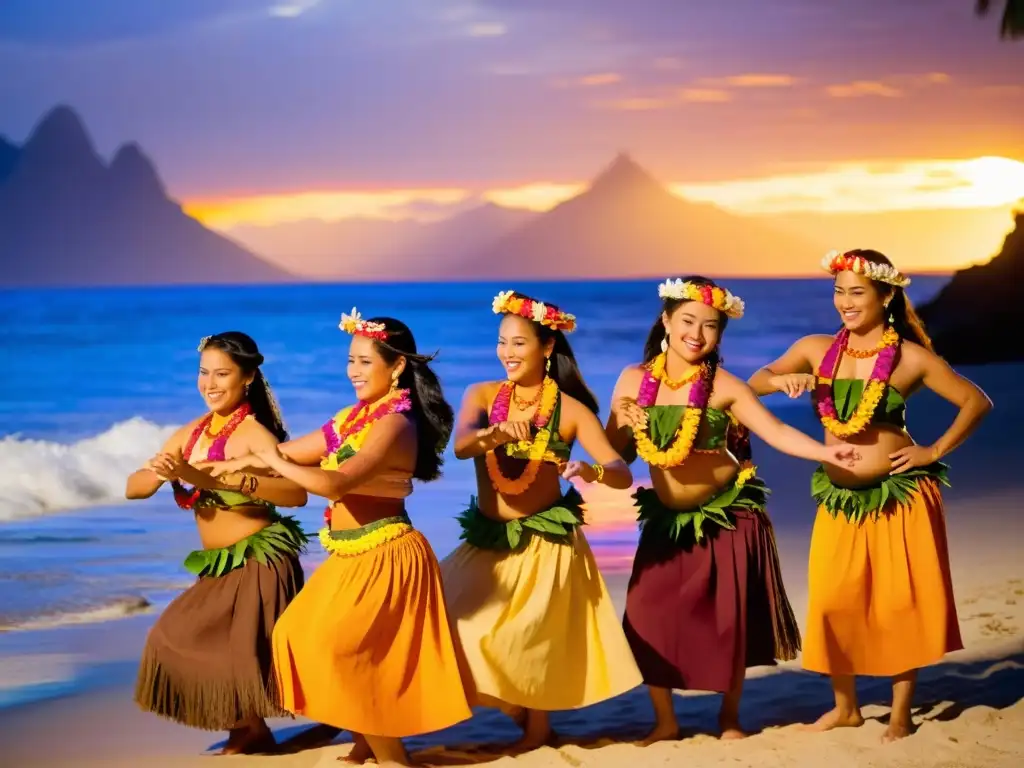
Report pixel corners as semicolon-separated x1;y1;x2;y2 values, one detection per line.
1;364;1022;767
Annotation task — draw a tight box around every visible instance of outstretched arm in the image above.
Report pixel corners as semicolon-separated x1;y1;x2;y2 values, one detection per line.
889;344;993;473
255;414;413;501
719;371;856;467
565;402;633;489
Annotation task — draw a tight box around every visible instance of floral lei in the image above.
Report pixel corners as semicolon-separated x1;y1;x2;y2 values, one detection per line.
485;377;560;495
320;388;413;524
173;403;252;510
813;327;900;439
633;353;714;468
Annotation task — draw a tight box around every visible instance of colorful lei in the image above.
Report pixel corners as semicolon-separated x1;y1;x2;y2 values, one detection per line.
813;327;900;439
320;388;413;525
633;354;714;468
658;278;745;319
821;250;911;287
485;377;560;495
492;290;576;332
173;403;252;510
339;306;388;340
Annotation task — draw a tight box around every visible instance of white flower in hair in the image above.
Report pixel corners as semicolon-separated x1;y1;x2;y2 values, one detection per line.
492;290;515;314
339;307;362;331
531;301;547;322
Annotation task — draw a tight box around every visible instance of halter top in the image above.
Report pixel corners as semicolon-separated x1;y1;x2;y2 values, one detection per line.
320;407;414;499
642;405;731;451
827;379;907;430
183;411;269;508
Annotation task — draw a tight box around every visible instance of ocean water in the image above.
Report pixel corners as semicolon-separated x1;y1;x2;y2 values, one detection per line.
0;277;951;639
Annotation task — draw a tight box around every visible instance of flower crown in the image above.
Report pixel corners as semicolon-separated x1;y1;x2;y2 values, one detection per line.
491;290;577;332
339;307;388;340
197;335;211;352
822;250;911;288
657;278;745;319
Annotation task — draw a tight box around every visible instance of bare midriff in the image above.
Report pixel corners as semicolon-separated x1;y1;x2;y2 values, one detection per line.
648;449;741;509
471;457;569;522
195;505;276;550
823;423;914;488
328;495;408;530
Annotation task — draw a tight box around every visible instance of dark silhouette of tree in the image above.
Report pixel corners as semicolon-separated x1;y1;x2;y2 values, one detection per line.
977;0;1024;39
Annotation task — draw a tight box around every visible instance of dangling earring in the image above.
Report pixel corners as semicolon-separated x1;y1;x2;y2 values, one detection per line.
390;372;399;392
244;382;250;395
884;302;893;325
660;337;668;353
545;357;551;373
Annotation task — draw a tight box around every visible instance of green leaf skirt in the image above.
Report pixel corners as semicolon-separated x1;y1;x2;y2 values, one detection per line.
183;514;309;578
634;474;770;545
456;487;585;551
811;462;950;524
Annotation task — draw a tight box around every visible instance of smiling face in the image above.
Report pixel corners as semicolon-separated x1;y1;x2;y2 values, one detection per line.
198;347;252;414
663;300;723;364
833;270;888;332
347;335;404;401
496;314;554;385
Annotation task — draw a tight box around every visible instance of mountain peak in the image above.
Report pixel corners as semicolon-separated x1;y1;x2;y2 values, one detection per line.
110;142;167;198
588;151;665;197
23;104;96;159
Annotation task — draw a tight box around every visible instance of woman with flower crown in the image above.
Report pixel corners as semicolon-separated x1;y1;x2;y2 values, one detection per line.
210;311;472;766
749;250;991;742
125;331;309;755
606;276;860;743
440;290;643;751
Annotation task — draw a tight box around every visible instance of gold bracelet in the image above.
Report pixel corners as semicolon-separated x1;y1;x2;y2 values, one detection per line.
591;463;605;483
236;473;249;493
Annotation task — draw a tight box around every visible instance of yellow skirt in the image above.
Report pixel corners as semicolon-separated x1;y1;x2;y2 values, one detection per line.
803;479;963;676
440;528;642;711
272;520;473;737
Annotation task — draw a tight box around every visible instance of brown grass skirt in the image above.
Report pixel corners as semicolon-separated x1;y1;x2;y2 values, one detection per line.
623;508;799;693
134;551;304;730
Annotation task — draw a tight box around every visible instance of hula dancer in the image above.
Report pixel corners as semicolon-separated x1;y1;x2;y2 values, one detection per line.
606;276;858;742
749;250;991;742
441;291;643;751
126;332;308;755
214;310;471;766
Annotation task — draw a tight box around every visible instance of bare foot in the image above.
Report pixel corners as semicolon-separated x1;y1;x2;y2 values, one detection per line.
881;721;914;743
638;722;679;746
338;737;373;764
800;707;865;732
219;721;275;755
718;717;746;740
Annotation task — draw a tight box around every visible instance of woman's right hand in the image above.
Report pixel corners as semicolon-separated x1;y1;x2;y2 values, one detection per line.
771;373;817;398
614;397;648;431
489;421;533;444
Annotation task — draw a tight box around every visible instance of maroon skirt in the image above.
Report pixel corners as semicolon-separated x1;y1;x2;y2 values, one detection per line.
623;507;799;693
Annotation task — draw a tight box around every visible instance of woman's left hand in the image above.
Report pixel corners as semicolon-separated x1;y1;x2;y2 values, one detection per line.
560;460;596;483
889;444;937;474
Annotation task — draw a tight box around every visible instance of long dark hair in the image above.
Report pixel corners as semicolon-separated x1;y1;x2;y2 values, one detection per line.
503;292;599;414
840;249;933;351
200;331;288;441
641;275;751;461
366;317;453;482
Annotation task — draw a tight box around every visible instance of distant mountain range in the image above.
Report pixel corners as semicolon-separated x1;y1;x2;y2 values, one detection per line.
229;153;824;280
0;106;288;286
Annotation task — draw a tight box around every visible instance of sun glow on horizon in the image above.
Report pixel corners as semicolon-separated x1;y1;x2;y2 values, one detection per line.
185;156;1024;230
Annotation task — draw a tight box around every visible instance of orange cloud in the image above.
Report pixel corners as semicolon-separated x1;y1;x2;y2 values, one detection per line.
679;88;732;103
702;73;799;88
598;97;672;111
185;187;471;228
579;72;623;86
826;80;902;98
672;156;1024;214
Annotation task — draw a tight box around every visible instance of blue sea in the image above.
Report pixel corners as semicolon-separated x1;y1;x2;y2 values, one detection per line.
0;277;953;706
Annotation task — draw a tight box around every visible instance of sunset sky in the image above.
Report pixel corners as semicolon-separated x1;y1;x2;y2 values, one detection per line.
1;0;1022;266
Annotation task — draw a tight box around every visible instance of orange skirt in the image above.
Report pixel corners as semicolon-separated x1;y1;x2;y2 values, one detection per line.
272;522;473;737
803;478;963;676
